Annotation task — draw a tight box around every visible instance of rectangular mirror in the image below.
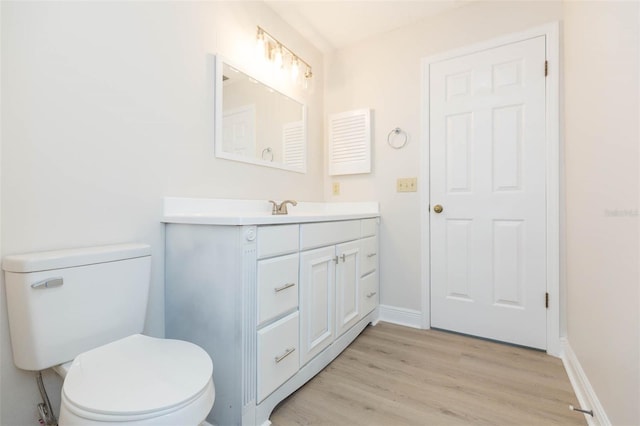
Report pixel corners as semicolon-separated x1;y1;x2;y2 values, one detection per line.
214;56;307;173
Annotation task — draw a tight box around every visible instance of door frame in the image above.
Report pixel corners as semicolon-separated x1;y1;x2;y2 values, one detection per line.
419;22;561;356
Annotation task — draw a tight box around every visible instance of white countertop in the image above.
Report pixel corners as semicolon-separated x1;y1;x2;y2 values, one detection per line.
162;197;380;225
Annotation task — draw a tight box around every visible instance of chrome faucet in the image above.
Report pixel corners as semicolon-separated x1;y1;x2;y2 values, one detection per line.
268;200;298;215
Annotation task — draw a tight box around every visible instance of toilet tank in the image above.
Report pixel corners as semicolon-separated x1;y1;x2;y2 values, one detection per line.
2;244;151;371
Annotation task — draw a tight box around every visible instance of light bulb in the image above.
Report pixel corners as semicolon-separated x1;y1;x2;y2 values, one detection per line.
291;57;299;82
304;67;313;90
256;30;265;59
274;45;283;69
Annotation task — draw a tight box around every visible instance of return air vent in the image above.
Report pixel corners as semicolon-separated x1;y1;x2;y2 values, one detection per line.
328;108;372;176
282;120;305;171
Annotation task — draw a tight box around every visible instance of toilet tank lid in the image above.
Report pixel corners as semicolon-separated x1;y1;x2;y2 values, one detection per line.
2;244;151;273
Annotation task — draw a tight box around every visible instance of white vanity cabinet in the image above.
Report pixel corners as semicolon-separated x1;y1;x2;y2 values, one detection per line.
164;216;379;426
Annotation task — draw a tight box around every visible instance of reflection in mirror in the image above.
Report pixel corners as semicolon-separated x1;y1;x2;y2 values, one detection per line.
215;57;307;173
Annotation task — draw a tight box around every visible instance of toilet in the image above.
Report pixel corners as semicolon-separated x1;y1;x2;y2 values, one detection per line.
3;243;215;425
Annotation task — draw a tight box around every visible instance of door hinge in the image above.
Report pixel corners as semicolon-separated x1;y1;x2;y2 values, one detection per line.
544;60;548;77
545;292;549;309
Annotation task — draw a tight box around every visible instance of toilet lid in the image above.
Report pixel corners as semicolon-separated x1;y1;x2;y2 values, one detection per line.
62;334;213;416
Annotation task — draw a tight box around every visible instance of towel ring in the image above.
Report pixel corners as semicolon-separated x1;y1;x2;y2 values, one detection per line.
261;147;274;162
387;127;408;149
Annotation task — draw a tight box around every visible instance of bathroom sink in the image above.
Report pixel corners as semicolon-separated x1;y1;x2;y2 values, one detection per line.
162;197;379;225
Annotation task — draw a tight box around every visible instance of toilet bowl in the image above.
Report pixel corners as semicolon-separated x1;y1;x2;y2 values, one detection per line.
57;335;215;425
2;244;215;425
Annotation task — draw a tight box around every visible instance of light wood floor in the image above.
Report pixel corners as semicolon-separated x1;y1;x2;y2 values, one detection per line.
270;322;585;425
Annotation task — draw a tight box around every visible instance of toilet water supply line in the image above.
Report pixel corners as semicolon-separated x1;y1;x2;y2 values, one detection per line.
36;371;58;426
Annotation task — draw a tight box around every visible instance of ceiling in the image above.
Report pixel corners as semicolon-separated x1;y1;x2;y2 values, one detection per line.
264;0;470;53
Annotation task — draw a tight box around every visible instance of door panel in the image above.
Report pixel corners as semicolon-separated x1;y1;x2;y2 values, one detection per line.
430;36;547;349
222;105;256;157
299;246;335;365
335;240;360;337
445;219;472;301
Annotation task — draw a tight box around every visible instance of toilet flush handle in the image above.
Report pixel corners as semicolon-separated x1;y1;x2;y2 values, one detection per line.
31;277;63;290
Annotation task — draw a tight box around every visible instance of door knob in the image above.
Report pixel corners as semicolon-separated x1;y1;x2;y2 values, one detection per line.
433;204;443;214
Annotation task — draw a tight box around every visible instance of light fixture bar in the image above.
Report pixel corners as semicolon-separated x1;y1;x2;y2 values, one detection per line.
257;25;313;79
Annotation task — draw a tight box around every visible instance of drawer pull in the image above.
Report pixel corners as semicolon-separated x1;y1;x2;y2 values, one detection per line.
275;347;296;363
366;291;377;298
367;253;377;258
274;282;296;293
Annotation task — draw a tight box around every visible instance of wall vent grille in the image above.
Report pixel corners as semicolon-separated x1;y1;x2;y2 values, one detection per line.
328;109;372;175
282;120;305;170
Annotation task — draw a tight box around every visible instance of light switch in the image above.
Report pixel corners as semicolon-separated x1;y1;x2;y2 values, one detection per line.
397;177;417;192
332;182;341;195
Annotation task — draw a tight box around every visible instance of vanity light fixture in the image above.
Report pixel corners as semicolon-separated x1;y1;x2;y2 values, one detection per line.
256;25;313;88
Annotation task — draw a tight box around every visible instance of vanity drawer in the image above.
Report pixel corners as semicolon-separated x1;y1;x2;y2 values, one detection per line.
257;311;299;402
361;218;378;237
361;272;378;316
360;236;378;277
300;220;360;250
257;254;299;325
257;225;299;259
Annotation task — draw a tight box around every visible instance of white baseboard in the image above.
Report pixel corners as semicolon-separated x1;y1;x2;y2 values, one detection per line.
561;339;611;426
378;304;422;329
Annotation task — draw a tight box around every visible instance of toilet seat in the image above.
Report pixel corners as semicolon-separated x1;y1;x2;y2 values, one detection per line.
60;334;213;422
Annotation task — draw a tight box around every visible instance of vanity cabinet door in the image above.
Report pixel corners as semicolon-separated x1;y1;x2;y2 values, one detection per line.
299;246;335;366
335;240;361;338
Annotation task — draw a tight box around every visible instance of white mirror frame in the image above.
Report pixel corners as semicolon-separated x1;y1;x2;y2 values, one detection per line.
214;55;308;173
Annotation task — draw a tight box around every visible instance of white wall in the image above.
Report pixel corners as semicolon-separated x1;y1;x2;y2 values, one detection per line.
324;1;563;312
563;1;640;424
0;2;323;424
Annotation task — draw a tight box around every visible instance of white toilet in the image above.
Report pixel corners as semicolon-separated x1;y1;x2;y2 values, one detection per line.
3;243;215;425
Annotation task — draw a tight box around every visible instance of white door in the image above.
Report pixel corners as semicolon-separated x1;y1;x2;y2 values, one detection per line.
430;36;547;349
299;246;335;366
335;240;360;337
222;104;256;157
